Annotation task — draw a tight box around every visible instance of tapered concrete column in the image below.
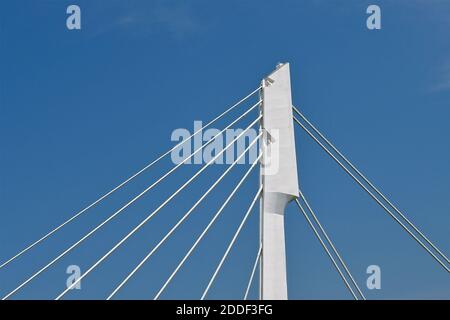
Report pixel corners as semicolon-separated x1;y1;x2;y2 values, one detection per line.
260;63;299;300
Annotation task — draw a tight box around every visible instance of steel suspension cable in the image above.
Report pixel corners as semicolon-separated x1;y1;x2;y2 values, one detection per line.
293;106;449;265
107;133;262;300
294;199;359;300
55;117;262;300
293;116;450;273
2;112;261;300
0;87;260;271
154;153;262;300
298;189;366;300
244;244;262;300
201;187;262;300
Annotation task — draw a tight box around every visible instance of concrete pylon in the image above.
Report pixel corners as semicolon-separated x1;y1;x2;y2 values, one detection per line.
260;63;299;300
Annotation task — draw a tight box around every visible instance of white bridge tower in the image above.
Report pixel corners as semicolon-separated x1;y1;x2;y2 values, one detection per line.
260;63;299;300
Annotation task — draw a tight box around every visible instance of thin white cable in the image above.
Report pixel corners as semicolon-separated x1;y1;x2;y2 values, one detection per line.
244;244;261;300
107;133;262;300
0;87;260;271
293;105;449;265
298;189;366;300
294;199;358;300
1;106;260;301
55;117;262;300
201;187;262;300
293;116;450;273
154;154;262;300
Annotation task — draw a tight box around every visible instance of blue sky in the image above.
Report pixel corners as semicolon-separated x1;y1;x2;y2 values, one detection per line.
0;0;449;299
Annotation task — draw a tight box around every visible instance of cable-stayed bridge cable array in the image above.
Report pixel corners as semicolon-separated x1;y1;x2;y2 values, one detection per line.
294;198;359;300
55;117;262;300
1;87;263;300
0;87;261;272
293;106;449;266
201;186;262;300
297;189;365;299
153;154;263;300
1;64;448;300
107;133;262;300
292;111;449;273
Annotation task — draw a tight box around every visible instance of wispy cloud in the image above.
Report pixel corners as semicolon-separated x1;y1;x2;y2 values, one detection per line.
430;61;450;92
152;5;199;38
90;3;201;40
